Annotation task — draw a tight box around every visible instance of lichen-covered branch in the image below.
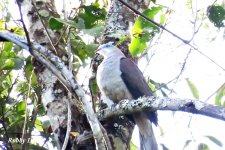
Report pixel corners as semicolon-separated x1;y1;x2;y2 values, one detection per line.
0;31;107;150
98;96;225;122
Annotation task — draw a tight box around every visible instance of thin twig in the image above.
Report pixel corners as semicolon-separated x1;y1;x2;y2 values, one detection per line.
16;1;33;149
169;49;192;94
62;100;72;150
16;0;32;53
21;70;33;150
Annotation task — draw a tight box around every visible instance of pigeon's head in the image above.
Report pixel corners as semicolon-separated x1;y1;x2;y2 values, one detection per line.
95;42;115;57
96;42;125;58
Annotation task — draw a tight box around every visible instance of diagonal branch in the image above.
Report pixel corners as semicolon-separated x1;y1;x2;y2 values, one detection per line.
0;31;108;150
98;96;225;122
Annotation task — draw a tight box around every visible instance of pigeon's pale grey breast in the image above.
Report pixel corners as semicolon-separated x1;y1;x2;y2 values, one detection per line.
96;56;132;104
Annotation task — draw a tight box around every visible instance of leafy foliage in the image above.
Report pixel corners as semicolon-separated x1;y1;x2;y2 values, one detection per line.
205;135;223;147
207;5;225;28
186;78;199;99
215;84;225;106
0;13;52;149
129;6;162;56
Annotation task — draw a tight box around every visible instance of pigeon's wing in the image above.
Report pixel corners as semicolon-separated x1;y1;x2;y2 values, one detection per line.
120;57;157;125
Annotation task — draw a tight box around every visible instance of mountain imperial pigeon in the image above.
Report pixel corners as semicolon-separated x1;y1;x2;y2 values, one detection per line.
96;42;158;150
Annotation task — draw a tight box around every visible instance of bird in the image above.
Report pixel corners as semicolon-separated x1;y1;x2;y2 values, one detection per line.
96;42;158;150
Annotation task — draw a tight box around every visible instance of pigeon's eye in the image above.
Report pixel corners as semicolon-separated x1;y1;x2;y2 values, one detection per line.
105;44;111;48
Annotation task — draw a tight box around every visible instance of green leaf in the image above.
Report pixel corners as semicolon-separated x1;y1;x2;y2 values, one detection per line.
42;120;51;130
78;3;106;29
82;25;104;37
50;17;84;29
70;34;88;61
130;140;138;150
16;101;26;112
186;0;191;9
3;42;14;53
160;144;169;150
48;17;64;30
160;14;166;24
186;78;199;99
37;104;46;116
129;7;162;56
205;136;223;147
148;81;156;96
0;59;15;70
85;44;98;57
13;58;24;70
215;84;225;106
24;57;38;88
12;27;25;36
207;5;225;28
90;78;98;95
198;143;210;150
129;36;148;56
6;12;12;22
35;119;44;132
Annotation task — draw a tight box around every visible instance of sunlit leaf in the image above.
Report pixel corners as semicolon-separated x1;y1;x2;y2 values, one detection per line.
24;57;38;87
186;78;199;99
130;140;138;150
129;6;162;56
3;42;14;53
160;14;166;24
205;135;223;147
12;27;24;36
186;0;191;9
70;132;79;137
215;84;225;106
35;119;44;132
16;101;26;112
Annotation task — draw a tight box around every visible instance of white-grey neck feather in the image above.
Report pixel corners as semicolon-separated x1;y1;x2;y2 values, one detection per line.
99;46;125;59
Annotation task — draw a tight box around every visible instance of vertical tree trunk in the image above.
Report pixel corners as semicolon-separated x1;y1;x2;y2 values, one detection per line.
95;0;152;149
20;0;151;149
20;0;92;149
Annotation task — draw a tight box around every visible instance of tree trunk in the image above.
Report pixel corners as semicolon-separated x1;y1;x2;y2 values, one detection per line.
94;0;152;149
20;0;92;149
20;0;151;149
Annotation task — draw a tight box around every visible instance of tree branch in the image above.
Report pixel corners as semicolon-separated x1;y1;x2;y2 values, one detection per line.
0;31;108;150
98;96;225;122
